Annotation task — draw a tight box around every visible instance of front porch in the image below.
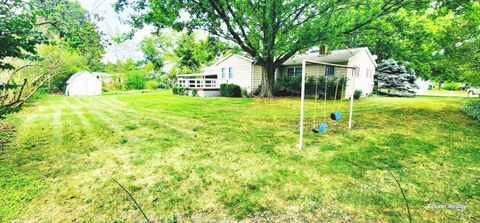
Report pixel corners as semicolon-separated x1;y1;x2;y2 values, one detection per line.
176;73;226;97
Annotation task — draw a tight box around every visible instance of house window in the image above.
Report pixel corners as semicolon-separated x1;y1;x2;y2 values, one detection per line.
228;67;233;79
325;65;335;76
287;67;302;77
221;68;226;79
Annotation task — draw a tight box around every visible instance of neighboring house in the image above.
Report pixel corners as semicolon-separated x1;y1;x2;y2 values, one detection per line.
177;47;377;97
92;72;113;83
65;70;102;96
415;79;433;94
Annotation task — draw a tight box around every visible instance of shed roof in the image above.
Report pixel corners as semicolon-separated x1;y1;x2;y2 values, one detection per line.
66;70;101;84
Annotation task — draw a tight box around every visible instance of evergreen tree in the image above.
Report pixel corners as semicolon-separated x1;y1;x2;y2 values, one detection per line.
375;59;417;97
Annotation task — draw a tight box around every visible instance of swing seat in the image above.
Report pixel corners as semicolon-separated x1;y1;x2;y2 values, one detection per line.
330;113;336;120
335;111;342;120
330;111;342;121
313;122;328;134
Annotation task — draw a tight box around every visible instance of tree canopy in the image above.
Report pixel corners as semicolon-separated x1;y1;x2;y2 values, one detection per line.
343;0;479;85
34;0;106;70
0;0;48;70
1;0;105;113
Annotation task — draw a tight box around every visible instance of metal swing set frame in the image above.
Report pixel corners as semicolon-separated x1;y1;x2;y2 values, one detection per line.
298;59;359;149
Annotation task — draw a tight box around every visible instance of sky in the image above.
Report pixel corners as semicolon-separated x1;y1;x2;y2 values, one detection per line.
77;0;154;63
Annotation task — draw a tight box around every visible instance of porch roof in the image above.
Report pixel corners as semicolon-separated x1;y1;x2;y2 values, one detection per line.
177;73;217;77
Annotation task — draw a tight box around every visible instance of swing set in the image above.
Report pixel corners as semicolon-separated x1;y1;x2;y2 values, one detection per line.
311;73;347;134
298;59;359;149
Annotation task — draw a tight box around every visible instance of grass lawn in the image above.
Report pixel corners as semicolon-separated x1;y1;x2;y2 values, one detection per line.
422;89;471;97
1;91;479;222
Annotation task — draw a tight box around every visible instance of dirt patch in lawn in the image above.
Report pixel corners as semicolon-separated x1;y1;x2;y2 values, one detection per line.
0;122;16;148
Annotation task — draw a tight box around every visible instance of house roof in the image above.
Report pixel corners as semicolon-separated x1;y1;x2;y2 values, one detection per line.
176;47;377;77
66;70;100;84
214;53;255;66
283;47;377;67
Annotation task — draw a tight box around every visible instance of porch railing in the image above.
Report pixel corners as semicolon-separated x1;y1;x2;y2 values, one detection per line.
177;78;226;89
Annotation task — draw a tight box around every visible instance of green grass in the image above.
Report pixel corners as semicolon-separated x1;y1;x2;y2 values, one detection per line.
423;89;470;97
0;91;479;222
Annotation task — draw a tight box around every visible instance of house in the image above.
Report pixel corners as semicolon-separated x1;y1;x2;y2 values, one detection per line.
415;79;433;94
65;70;102;96
177;47;377;97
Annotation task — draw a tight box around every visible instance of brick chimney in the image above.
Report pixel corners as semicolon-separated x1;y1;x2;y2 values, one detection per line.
319;45;328;55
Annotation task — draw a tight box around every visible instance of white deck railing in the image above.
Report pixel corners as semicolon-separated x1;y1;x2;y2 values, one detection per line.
177;78;226;89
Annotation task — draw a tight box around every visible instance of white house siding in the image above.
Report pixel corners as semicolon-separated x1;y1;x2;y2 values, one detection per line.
215;55;254;92
347;50;376;97
252;65;263;91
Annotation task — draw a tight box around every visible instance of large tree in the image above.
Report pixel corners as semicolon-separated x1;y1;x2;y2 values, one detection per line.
0;0;48;70
343;0;477;84
34;0;106;71
435;1;480;86
115;0;422;97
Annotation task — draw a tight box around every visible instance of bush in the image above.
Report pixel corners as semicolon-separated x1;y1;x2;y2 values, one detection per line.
353;90;362;99
157;82;168;89
220;84;242;97
253;85;262;96
442;82;461;91
172;86;187;95
241;88;250;98
124;70;146;90
375;59;417;97
191;89;198;97
145;80;159;90
462;99;480;120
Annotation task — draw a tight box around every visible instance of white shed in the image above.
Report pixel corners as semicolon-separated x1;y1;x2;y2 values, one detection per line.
65;70;102;96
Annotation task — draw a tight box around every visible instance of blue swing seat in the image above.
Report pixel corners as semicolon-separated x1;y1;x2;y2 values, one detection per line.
318;122;328;133
335;111;342;121
312;121;327;134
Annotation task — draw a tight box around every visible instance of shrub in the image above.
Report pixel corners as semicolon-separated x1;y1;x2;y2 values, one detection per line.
172;86;187;95
191;89;198;97
157;82;168;89
241;88;249;98
145;80;159;90
124;70;146;90
353;90;362;99
462;99;480;120
375;59;417;97
253;85;262;96
220;84;242;97
442;82;461;91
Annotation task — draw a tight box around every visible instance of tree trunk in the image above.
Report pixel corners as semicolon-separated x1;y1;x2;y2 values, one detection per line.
260;59;276;97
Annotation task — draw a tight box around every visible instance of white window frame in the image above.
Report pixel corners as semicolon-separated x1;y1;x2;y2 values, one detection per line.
325;65;335;76
288;67;302;77
228;67;233;79
221;68;226;79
